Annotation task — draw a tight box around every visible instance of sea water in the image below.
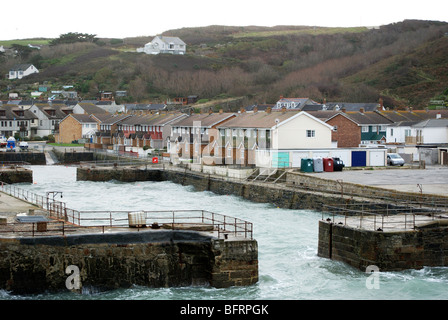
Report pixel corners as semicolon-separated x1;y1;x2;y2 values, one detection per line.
2;165;448;300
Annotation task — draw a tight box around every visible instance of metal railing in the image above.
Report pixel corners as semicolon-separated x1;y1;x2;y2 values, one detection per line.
77;209;253;239
0;221;68;237
0;182;253;239
0;182;72;221
321;203;448;231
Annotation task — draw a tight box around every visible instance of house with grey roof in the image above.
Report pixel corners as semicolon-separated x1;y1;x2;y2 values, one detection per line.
73;103;110;115
139;36;186;55
274;97;318;110
124;103;167;113
8;64;39;79
0;105;38;139
28;103;72;137
408;119;448;145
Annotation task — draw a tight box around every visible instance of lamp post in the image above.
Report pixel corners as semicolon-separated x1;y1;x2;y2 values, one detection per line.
46;191;63;213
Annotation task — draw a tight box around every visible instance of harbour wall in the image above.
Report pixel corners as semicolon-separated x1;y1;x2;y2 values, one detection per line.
76;166;438;210
318;220;448;271
0;152;46;165
0;230;258;294
76;166;448;272
0;168;33;184
77;166;350;210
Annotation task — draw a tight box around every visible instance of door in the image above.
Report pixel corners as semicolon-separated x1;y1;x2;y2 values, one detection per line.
272;152;290;168
351;151;366;167
369;150;385;166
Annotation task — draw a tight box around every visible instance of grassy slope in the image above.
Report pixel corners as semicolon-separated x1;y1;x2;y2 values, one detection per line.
2;22;448;108
343;37;448;107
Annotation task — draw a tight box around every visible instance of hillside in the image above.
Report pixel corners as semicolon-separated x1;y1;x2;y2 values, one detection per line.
1;20;448;109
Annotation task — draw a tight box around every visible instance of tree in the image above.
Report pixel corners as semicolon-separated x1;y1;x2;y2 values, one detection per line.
50;33;98;46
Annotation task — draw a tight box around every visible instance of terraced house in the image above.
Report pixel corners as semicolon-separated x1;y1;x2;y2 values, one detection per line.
114;112;187;150
0;105;38;139
28;103;73;137
214;108;334;167
168;110;236;164
55;113;101;144
325;109;393;147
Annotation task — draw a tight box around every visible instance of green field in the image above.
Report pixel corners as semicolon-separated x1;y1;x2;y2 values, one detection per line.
0;39;51;46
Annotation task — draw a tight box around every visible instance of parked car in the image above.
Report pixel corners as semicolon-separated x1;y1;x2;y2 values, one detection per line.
387;153;405;166
19;141;29;151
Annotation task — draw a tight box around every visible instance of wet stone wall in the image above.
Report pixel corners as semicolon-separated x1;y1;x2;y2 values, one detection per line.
0;230;258;294
318;220;448;272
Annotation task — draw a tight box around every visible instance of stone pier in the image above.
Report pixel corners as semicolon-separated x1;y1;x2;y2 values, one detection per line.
0;228;258;294
318;219;448;272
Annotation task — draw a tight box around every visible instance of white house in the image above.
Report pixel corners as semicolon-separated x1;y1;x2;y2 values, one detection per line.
214;109;334;167
274;97;319;110
412;119;448;144
8;64;39;79
138;36;186;55
387;119;448;145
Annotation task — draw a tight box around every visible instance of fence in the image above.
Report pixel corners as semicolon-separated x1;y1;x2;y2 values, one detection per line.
0;221;69;237
76;209;253;240
321;203;448;231
0;182;253;239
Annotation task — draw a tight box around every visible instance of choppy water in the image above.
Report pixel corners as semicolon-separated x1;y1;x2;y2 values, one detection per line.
2;165;448;300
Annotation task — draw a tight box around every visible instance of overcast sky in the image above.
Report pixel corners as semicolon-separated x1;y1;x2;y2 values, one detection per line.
2;0;448;40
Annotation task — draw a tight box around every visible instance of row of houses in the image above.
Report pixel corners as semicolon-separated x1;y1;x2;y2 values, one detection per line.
59;104;448;168
3;97;448;167
0;99;171;139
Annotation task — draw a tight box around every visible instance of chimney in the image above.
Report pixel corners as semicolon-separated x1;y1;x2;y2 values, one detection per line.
282;106;286;114
379;97;384;109
279;95;284;100
240;107;245;113
359;108;364;114
267;107;272;114
253;106;258;113
219;109;223;114
209;108;213;115
341;108;346;113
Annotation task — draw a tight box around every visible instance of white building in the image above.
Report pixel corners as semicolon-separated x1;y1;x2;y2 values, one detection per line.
138;36;186;55
387;119;448;145
8;64;39;79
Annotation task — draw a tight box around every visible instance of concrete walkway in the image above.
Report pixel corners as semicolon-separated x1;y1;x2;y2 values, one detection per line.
0;192;42;223
309;165;448;197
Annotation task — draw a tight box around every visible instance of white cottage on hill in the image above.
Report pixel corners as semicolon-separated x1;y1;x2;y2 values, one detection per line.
138;36;186;55
9;64;39;79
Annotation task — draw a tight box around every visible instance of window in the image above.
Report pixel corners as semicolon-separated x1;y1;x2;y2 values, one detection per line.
390;129;394;136
361;126;368;133
371;126;377;133
306;130;315;138
333;126;338;132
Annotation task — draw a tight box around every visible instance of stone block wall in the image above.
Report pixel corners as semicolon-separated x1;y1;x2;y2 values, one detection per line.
0;230;258;294
318;220;448;272
0;168;33;184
